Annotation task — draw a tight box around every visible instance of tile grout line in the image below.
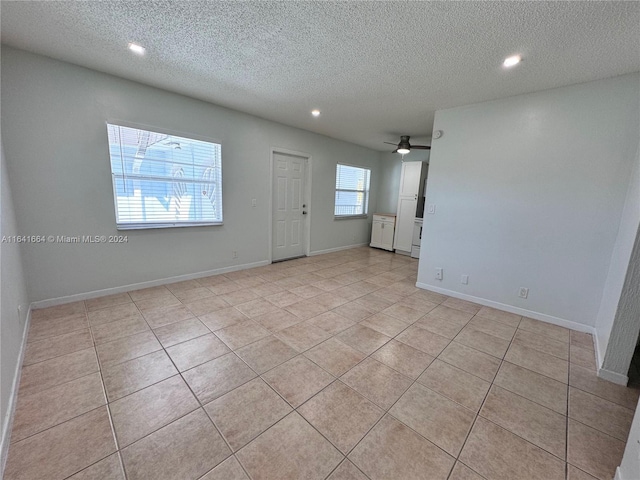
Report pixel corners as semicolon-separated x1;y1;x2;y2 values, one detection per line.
8;250;390;476
448;315;523;479
28;282;504;475
212;269;424;477
336;295;464;477
73;300;123;479
13;250;630;480
133;298;236;449
127;293;241;479
221;255;401;478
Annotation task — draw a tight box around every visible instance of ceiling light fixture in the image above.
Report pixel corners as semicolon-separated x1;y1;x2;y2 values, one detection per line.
503;55;521;67
384;136;430;154
311;109;321;117
396;136;411;154
128;43;146;55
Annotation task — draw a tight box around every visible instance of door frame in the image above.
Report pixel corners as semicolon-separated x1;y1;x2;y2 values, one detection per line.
269;147;312;263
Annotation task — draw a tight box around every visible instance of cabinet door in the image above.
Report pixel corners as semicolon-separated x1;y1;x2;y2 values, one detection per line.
398;162;423;197
370;221;383;247
394;197;418;251
381;222;395;249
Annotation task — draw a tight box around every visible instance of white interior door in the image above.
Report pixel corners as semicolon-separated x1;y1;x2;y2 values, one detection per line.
272;152;307;261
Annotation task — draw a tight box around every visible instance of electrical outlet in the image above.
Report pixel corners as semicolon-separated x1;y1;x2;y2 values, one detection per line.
519;287;529;299
435;268;443;280
251;198;257;207
461;274;469;285
232;251;238;259
427;204;436;214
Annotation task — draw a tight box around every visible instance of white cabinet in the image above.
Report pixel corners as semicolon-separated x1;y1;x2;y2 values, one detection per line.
394;196;418;252
393;162;426;254
370;214;396;251
398;161;422;197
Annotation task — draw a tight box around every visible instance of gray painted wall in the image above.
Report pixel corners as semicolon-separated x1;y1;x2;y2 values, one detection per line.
595;141;640;374
0;136;29;470
1;47;382;302
602;225;640;375
376;150;430;214
418;73;640;329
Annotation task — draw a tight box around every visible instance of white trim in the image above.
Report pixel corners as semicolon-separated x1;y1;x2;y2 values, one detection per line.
423;281;632;387
615;466;624;480
595;332;605;370
597;368;629;386
269;149;274;263
415;282;596;334
269;147;312;262
30;260;269;309
1;306;31;475
309;243;368;256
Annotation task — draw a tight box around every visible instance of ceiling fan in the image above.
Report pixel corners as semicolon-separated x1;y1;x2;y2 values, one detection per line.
384;135;431;154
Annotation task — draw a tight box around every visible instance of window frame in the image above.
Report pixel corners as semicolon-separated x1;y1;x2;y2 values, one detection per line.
334;163;371;219
105;121;223;230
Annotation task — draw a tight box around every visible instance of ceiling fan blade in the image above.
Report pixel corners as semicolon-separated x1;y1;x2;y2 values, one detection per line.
392;149;399;153
411;145;431;149
383;142;398;145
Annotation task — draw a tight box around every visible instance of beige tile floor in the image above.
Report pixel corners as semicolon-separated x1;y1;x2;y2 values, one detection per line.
5;247;639;480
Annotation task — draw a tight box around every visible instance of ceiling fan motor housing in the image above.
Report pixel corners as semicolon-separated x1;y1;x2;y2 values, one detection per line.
398;136;411;150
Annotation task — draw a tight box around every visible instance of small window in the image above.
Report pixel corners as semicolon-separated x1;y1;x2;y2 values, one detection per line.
106;124;222;229
335;164;371;217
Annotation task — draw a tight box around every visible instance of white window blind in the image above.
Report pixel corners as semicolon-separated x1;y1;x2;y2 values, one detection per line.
106;124;223;229
335;164;371;217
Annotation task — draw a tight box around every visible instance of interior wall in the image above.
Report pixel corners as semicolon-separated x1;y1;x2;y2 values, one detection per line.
1;46;381;303
376;149;430;214
0;136;29;471
417;73;640;329
595;141;640;372
601;224;640;381
617;396;640;480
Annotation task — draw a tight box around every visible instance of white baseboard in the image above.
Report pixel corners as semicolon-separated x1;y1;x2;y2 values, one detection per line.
597;368;629;386
1;306;31;475
30;260;270;309
416;283;631;387
415;282;596;334
309;243;368;256
615;466;623;480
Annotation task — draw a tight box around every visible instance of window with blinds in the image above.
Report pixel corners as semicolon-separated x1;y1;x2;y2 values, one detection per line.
106;124;223;229
335;164;371;217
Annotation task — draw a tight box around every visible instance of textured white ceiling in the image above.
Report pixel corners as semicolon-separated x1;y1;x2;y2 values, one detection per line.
1;1;638;151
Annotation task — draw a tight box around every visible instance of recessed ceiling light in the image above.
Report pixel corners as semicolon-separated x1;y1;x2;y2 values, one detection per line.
503;55;522;67
128;43;146;55
311;109;321;117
